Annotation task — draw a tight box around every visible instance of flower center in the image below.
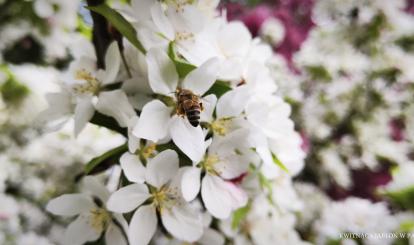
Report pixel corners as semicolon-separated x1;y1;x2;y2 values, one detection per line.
202;154;220;175
89;208;111;233
151;186;179;212
211;118;232;136
73;69;101;95
140;143;157;160
175;31;195;42
168;0;195;12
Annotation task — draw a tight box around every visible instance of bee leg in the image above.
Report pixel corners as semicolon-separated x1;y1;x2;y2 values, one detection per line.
200;102;204;111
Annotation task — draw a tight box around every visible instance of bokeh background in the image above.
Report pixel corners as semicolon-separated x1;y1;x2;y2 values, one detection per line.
1;0;414;244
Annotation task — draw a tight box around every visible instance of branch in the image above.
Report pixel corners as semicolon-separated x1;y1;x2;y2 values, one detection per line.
86;0;112;69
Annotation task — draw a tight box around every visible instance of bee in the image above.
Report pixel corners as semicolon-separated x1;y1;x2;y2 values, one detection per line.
176;88;203;127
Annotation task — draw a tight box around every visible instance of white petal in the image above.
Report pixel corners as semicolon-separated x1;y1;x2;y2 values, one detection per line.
105;223;127;245
199;228;225;245
63;216;100;245
129;205;157;245
47;194;94;216
131;0;153;21
103;42;121;84
82;176;110;203
96;90;136;128
150;3;175;40
216;86;250;118
166;4;205;34
127;116;140;153
218;58;243;80
146;47;178;95
201;175;247;219
218;22;251;57
200;94;217;122
120;152;146;183
169;116;206;162
132;100;171;142
214;155;248;180
181;58;219;95
161;205;203;242
106;184;150;213
145;149;178;188
74;97;94;137
181;167;201;202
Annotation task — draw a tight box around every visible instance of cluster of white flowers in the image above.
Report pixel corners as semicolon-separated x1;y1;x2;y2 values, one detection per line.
38;0;305;244
0;0;81;64
1;0;414;244
289;0;414;188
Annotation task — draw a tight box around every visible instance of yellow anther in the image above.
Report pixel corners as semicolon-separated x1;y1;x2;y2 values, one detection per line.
151;186;179;213
141;144;157;160
211;118;232;136
73;69;101;95
202;155;220;175
89;208;111;233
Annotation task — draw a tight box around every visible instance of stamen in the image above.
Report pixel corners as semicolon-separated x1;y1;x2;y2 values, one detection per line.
73;69;101;95
89;208;111;233
211;118;232;136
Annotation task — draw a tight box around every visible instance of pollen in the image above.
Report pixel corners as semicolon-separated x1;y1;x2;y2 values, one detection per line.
141;144;157;160
89;208;111;233
151;186;179;213
175;31;194;42
73;69;101;95
202;154;220;175
211;118;232;136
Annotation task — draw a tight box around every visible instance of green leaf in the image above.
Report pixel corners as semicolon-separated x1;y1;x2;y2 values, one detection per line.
271;153;289;173
205;80;232;97
167;42;196;78
90;111;127;136
231;203;251;229
85;143;128;174
87;4;145;54
305;65;331;81
383;186;414;211
0;66;30;105
396;35;414;52
258;172;275;205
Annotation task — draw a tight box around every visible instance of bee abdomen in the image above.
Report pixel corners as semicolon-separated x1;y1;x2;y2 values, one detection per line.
186;106;201;127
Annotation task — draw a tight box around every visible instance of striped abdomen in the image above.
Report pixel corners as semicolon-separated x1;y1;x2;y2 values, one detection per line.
183;100;201;127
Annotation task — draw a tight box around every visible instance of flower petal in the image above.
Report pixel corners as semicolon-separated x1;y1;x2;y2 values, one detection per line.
181;167;201;202
169;116;206;162
103;41;121;84
64;216;100;245
46;194;94;216
201;175;247;219
82;176;110;203
150;3;175;40
200;94;217;122
218;22;251;58
181;58;219;96
96;90;136;128
105;223;127;245
106;184;150;213
199;228;225;245
145;149;178;188
131;0;153;21
129;205;157;245
120;152;146;183
216;86;250;118
74;97;94;137
146;47;178;95
161;205;203;242
132;100;171;142
127;116;140;153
